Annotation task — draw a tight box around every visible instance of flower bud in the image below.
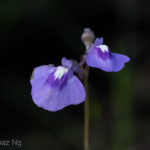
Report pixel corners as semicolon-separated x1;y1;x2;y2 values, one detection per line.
81;28;95;50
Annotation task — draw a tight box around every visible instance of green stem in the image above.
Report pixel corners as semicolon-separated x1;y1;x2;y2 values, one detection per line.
84;64;89;150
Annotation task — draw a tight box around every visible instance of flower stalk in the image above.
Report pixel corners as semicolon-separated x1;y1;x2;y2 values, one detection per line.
84;64;89;150
81;28;95;150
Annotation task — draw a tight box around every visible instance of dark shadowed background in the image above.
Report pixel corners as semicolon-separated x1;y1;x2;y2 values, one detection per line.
0;0;150;150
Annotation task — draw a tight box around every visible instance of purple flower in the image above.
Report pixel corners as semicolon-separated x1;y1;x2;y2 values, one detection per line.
86;38;130;72
30;57;85;111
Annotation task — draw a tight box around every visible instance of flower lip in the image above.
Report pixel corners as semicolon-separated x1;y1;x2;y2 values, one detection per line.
30;61;85;111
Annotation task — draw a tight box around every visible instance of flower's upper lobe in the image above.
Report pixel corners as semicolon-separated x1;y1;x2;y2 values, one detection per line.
86;38;130;72
30;58;85;111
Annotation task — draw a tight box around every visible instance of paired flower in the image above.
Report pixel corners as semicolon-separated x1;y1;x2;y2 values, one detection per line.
30;34;130;111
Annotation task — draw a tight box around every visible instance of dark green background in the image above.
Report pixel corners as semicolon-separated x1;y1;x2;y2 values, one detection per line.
0;0;150;150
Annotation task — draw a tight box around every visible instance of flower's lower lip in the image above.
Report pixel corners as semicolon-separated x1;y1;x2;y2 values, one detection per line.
30;61;85;111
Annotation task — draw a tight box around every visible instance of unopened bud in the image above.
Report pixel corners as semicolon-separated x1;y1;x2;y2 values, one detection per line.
81;28;95;50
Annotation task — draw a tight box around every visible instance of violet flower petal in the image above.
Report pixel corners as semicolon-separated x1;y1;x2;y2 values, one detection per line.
86;47;130;72
61;57;72;68
30;65;85;111
30;65;55;88
95;37;103;46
